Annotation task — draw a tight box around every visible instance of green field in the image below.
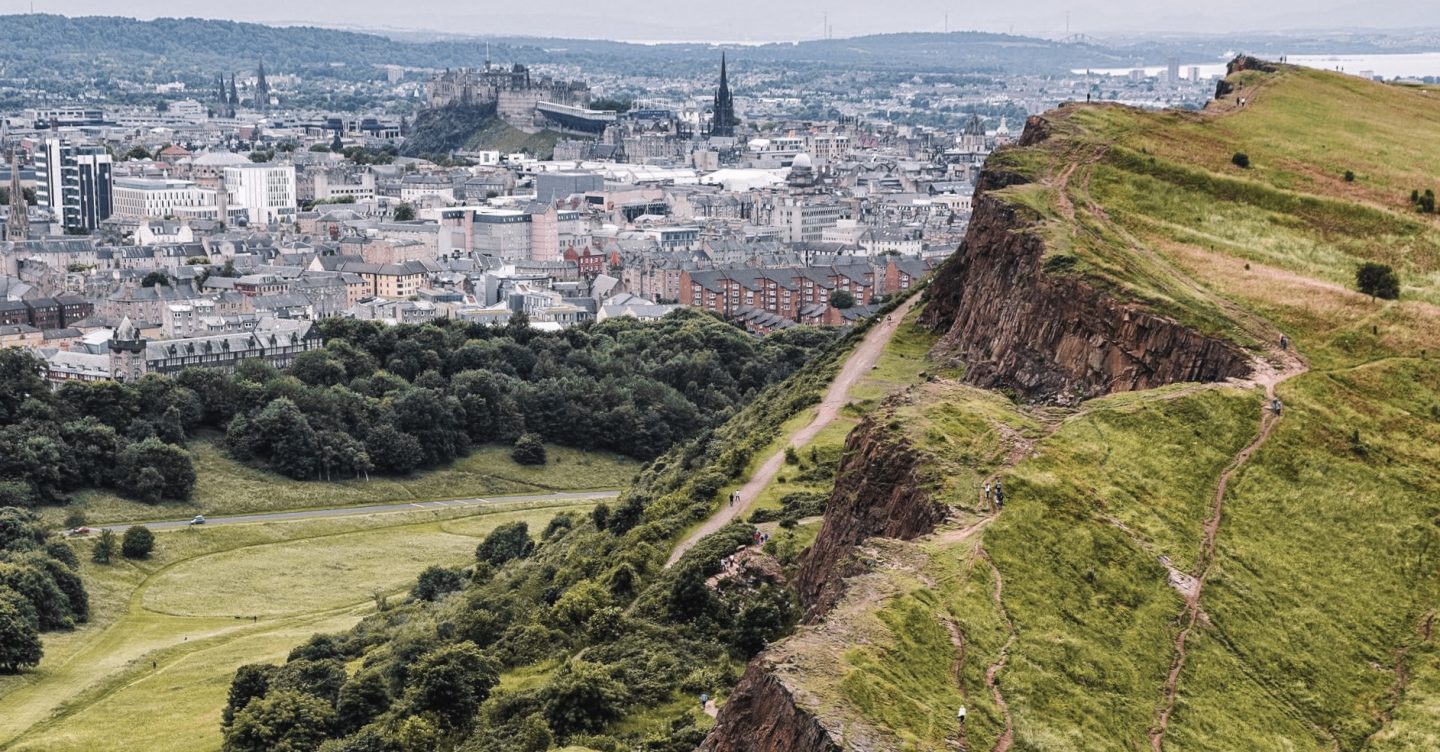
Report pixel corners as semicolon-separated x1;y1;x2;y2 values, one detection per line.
0;499;596;752
748;64;1440;751
44;439;638;527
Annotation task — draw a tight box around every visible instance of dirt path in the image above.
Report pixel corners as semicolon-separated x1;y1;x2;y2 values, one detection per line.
665;296;921;568
1148;347;1308;751
978;548;1017;752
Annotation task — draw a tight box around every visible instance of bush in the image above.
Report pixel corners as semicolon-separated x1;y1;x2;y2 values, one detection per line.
1231;152;1250;169
511;433;546;466
0;588;42;673
121;525;155;559
475;521;533;566
829;290;856;309
92;529;117;564
1343;170;1355;182
410;565;465;602
1356;262;1400;300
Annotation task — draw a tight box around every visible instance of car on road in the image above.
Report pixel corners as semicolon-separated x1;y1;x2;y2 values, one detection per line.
189;515;206;526
66;526;92;537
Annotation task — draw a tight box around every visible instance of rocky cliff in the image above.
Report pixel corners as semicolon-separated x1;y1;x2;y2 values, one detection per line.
697;659;844;752
792;407;945;621
702;116;1256;752
920;117;1251;404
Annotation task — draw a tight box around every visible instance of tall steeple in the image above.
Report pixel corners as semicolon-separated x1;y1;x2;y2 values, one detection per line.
712;53;736;137
6;148;27;241
255;59;270;109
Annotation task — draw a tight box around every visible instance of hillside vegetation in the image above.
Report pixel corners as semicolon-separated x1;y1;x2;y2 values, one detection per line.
755;62;1440;751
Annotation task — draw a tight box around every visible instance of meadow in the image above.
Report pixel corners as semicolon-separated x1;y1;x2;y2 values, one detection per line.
0;498;596;752
44;439;639;527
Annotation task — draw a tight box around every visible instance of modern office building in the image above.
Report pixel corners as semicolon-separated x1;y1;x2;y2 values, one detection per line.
223;162;297;225
35;139;113;231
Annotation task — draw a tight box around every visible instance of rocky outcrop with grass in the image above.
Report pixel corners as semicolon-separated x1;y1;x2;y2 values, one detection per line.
921;118;1250;404
697;659;844;752
792;407;945;620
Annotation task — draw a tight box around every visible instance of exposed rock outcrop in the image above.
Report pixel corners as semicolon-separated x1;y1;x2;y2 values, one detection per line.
793;408;946;621
697;659;844;752
921;119;1251;404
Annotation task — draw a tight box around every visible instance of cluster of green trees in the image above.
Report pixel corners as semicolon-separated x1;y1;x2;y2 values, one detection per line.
220;311;835;481
0;508;87;673
218;292;912;752
0;311;834;509
0;350;198;507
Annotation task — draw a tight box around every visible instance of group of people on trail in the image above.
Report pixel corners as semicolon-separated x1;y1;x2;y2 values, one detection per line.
728;490;741;508
982;480;1005;512
751;529;769;546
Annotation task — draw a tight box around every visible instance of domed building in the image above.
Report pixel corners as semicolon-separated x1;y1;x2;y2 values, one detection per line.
786;151;817;188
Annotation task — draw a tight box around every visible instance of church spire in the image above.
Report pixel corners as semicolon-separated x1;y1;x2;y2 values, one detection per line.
712;53;736;137
256;59;270;109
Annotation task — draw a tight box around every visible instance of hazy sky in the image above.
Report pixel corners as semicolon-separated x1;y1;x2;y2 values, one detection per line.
6;0;1437;41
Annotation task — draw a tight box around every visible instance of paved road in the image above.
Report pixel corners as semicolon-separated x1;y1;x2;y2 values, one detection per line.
110;490;620;532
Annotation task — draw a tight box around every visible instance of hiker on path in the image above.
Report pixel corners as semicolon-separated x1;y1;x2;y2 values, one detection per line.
982;482;992;509
1279;334;1288;351
994;481;1005;510
1271;397;1283;416
958;705;967;725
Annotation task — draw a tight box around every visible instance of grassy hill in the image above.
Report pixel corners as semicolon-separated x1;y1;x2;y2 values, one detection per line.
730;62;1440;751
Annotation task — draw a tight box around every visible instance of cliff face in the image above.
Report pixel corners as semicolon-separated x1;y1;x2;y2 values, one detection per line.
793;408;945;621
921;119;1251;404
697;659;844;752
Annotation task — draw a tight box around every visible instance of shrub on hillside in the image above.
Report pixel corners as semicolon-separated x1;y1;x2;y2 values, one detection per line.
511;433;546;466
92;529;117;564
475;522;533;566
121;525;154;559
1356;262;1401;300
1231;152;1250;169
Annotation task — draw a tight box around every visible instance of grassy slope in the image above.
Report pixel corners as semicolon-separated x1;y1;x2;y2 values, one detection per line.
0;500;594;752
763;65;1440;751
465;118;563;159
49;439;638;526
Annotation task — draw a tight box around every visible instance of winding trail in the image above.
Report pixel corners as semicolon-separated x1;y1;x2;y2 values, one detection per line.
1148;347;1308;751
665;295;921;568
979;548;1017;752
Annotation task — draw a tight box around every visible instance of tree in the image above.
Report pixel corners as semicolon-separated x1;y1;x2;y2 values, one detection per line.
335;670;391;734
121;525;155;559
223;689;336;752
475;521;533;566
365;424;424;475
92;529;118;564
828;289;856;309
141;270;171;288
1356;262;1401;300
541;661;629;737
401;641;498;731
0;350;49;425
118;438;196;502
1231;152;1250;169
223;663;277;727
392;203;416;221
410;565;465;602
331;131;344;152
0;588;42;673
124;145;152;161
511;433;547;466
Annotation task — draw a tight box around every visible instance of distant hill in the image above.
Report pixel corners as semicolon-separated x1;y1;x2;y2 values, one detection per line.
0;13;1169;86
